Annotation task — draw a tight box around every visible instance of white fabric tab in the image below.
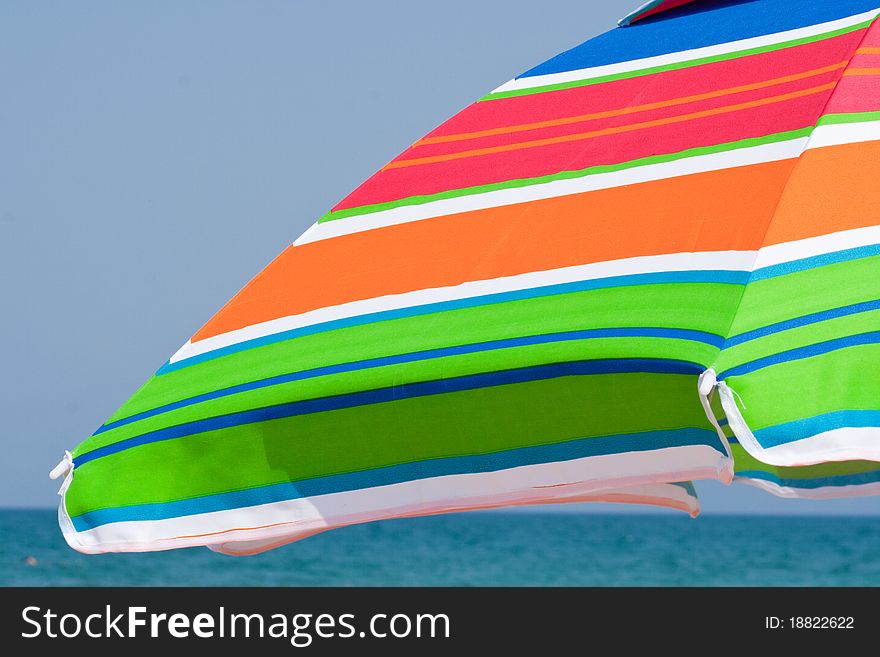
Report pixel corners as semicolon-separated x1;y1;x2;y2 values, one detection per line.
696;368;734;483
50;451;79;547
716;381;766;459
49;451;74;496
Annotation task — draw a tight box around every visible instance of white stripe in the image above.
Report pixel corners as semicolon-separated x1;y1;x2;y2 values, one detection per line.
736;476;880;500
754;224;880;269
759;427;880;466
807;118;880;149
490;8;880;96
296;137;807;246
736;426;880;468
59;444;725;554
169;249;754;365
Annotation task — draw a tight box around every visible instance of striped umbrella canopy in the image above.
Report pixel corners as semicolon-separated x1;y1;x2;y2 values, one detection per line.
53;0;880;554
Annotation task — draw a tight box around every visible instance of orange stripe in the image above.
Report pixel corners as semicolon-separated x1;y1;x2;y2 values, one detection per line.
842;67;880;76
385;83;836;170
855;47;880;54
418;62;848;146
763;139;880;246
193;160;795;341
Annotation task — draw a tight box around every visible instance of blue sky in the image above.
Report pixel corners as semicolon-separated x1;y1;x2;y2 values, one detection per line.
1;1;876;514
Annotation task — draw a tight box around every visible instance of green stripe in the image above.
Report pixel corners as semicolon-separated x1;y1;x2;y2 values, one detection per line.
817;110;880;125
319;128;811;223
726;256;880;337
80;337;719;457
727;343;880;430
716;308;880;373
732;444;880;479
66;372;709;516
480;20;871;101
96;282;737;431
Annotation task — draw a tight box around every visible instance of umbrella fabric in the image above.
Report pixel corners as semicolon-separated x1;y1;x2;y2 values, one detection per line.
519;481;700;516
55;0;880;554
618;1;703;26
702;13;880;467
701;405;880;498
734;449;880;499
208;482;701;556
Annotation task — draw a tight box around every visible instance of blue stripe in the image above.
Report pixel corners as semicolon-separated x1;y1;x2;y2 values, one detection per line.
738;468;880;490
752;410;880;449
70;427;721;530
518;0;878;78
101;327;723;435
719;330;880;378
749;244;880;281
158;269;745;375
724;299;880;348
76;358;703;467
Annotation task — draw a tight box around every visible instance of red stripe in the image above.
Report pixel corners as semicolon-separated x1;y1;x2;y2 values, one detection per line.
333;32;861;212
824;75;880;114
427;32;859;137
335;90;829;210
405;73;842;158
859;19;880;47
825;21;880;115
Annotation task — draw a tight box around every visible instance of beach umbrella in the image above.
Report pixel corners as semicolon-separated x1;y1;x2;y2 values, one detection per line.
53;0;880;554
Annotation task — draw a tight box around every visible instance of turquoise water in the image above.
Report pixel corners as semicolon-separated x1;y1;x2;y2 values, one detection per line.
2;510;879;586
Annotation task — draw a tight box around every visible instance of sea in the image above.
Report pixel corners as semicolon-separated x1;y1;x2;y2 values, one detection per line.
2;509;879;586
